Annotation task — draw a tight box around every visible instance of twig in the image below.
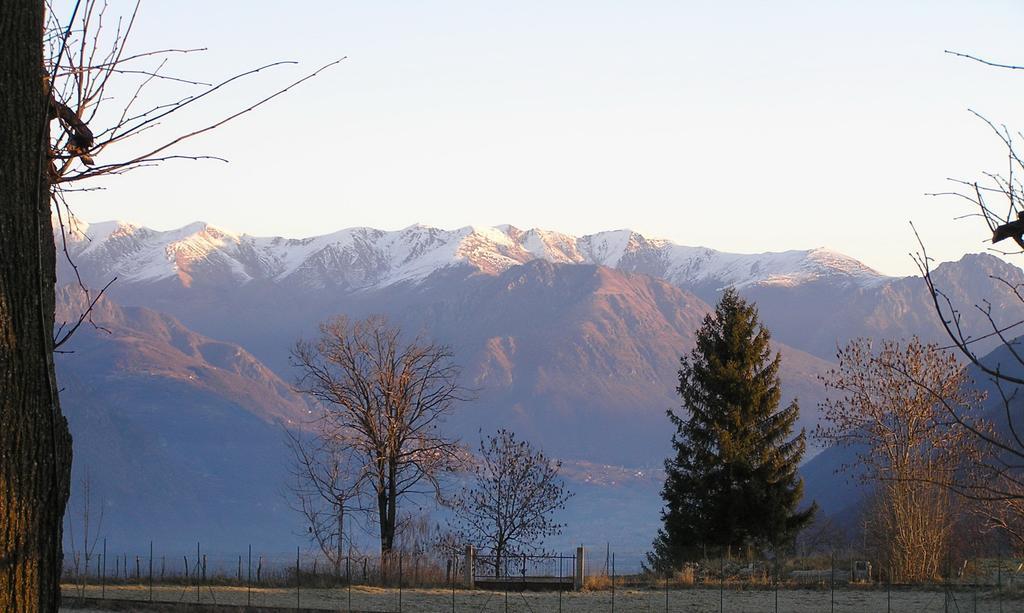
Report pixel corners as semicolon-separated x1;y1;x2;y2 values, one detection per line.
945;50;1024;71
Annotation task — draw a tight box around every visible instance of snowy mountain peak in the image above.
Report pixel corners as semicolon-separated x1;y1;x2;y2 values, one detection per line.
805;247;882;278
59;220;889;292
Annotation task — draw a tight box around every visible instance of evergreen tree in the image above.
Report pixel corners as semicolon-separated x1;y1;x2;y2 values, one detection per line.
648;289;815;570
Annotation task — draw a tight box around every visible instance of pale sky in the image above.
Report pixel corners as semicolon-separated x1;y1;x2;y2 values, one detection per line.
59;1;1024;276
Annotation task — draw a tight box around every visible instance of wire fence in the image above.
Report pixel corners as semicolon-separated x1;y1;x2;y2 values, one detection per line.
61;540;468;610
473;553;575;579
60;542;1024;612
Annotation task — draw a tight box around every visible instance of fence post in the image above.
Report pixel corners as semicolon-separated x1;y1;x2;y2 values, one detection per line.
101;539;106;598
148;541;153;602
611;552;616;613
247;544;252;608
559;556;564;613
574;546;585;591
337;495;344;580
296;546;301;610
830;551;835;613
465;545;475;590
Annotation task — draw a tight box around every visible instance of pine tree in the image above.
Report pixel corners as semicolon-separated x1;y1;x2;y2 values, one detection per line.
647;289;815;570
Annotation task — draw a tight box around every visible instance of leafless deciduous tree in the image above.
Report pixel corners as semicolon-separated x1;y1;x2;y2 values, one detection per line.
915;51;1024;552
2;1;337;606
450;429;573;578
284;427;363;577
290;315;469;560
64;468;103;598
816;338;983;582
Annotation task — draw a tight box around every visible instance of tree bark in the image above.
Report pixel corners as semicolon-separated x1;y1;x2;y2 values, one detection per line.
0;2;74;611
386;459;397;553
335;497;343;578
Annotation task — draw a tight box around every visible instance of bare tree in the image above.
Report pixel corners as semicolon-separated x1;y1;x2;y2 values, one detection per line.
450;429;573;578
64;468;104;598
290;315;469;559
977;486;1024;551
284;427;363;578
44;0;340;342
2;2;338;607
914;51;1024;550
816;337;984;582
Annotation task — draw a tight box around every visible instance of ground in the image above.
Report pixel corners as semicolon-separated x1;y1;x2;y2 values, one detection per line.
59;583;1024;612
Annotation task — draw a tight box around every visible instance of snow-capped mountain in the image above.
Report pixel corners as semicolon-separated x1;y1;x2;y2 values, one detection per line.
59;219;888;292
54;217;1024;553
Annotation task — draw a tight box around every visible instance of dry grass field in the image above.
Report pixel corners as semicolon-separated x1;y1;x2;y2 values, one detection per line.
61;582;1024;612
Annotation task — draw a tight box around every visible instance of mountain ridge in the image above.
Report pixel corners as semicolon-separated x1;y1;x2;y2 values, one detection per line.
54;218;1024;552
59;218;887;293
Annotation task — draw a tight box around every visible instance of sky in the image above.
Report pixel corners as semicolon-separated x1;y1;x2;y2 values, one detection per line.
57;0;1024;276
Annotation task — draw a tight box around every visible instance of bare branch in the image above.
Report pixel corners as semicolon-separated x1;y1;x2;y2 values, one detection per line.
449;430;572;577
945;50;1024;71
290;315;470;560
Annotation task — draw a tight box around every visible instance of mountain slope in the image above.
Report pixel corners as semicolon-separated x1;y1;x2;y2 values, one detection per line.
60;219;1024;365
739;253;1024;361
303;260;833;464
55;268;830;555
799;333;1024;521
56;288;312;552
58;217;1024;550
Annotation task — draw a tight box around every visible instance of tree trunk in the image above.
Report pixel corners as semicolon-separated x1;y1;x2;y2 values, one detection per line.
377;484;389;554
386;460;397;553
335;497;343;578
494;535;505;578
0;2;74;612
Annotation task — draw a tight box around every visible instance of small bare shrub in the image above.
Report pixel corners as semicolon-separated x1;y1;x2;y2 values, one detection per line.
583;574;611;591
673;566;694;586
